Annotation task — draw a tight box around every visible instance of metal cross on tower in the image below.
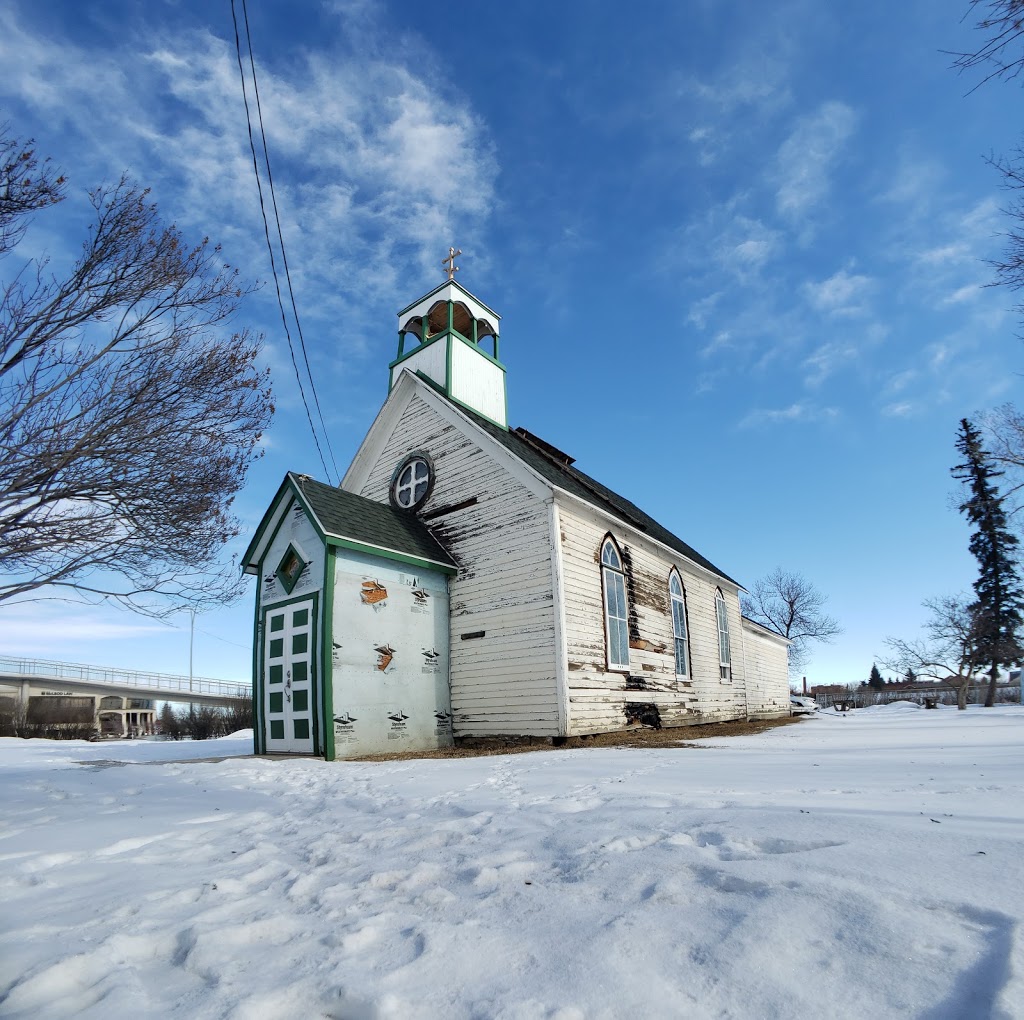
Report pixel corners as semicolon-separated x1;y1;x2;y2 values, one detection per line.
442;247;462;280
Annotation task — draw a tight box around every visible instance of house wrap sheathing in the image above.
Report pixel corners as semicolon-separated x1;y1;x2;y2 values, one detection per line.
244;276;789;759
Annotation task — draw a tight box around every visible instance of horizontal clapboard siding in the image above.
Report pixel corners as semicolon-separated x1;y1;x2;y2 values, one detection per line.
359;394;560;736
741;621;790;718
558;498;766;734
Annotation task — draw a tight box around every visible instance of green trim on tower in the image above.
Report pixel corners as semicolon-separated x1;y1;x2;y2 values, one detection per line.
388;279;507;429
388;332;445;372
453;331;505;369
445;334;453;401
413;370;510;432
322;545;336;761
396;278;501;321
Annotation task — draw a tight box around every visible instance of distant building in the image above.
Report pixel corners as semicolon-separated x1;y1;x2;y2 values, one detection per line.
0;682;154;737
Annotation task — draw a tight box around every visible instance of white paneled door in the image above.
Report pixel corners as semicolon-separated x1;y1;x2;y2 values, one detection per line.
263;596;316;753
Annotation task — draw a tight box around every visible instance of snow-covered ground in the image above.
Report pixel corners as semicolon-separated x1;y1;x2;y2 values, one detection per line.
1;704;1022;1020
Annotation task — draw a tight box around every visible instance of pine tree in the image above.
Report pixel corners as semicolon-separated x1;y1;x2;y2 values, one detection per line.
159;702;183;739
868;663;885;691
952;419;1024;706
904;668;918;684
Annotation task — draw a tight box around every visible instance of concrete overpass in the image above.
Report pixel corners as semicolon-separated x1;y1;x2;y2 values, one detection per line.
0;656;249;709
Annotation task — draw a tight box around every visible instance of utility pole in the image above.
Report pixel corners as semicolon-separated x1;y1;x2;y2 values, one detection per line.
189;607;196;723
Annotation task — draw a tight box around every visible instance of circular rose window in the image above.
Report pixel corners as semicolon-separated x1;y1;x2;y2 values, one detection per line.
390;452;434;510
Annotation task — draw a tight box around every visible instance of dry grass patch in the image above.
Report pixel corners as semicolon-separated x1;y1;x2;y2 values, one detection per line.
351;714;802;762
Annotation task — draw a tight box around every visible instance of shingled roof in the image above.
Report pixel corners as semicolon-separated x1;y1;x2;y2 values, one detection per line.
449;401;738;585
289;473;457;571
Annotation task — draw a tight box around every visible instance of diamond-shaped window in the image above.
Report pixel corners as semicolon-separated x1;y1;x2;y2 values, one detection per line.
276;543;307;593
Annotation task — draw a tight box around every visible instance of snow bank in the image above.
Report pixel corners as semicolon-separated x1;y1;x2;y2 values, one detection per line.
0;730;254;768
1;707;1022;1018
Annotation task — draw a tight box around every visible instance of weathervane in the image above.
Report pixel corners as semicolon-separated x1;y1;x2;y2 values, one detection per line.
442;247;462;281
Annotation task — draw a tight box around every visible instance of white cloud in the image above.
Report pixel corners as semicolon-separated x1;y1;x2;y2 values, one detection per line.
884;369;917;395
700;331;734;358
710;216;783;279
881;401;915;418
774;101;857;220
0;9;498;342
959;197;1002;239
916;242;969;266
802;342;859;387
688;126;720;166
688;39;793;117
942;284;982;305
735;239;769;262
679;28;794;166
0;606;165;655
687;292;722;330
737;403;839;429
929;343;953;371
803;267;872;316
878;154;945;211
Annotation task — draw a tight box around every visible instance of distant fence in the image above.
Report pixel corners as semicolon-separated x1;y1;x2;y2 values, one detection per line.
0;656;249;699
815;683;1020;709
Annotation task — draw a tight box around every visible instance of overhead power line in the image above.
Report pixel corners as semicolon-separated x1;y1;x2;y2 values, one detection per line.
230;0;341;486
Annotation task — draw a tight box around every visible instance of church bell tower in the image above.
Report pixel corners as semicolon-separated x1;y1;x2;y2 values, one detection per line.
389;248;506;429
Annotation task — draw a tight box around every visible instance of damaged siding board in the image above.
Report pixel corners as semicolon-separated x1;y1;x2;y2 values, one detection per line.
558;499;755;734
359;394;561;736
450;688;557;705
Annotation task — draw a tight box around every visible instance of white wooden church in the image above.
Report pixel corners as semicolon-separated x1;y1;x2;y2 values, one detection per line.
243;261;790;758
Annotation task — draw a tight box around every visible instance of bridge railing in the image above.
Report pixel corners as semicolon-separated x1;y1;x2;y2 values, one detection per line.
0;656;249;699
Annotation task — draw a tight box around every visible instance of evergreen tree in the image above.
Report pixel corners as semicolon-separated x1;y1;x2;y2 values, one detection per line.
952;418;1024;706
904;668;918;684
868;663;885;691
159;702;183;740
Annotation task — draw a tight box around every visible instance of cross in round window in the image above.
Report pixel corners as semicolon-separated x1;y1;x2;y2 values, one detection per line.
390;452;435;510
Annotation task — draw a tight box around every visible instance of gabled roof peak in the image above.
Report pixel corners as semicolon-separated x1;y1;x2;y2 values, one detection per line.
397;278;501;324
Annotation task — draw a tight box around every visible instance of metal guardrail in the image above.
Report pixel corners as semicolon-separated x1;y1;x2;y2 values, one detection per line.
0;656;249;698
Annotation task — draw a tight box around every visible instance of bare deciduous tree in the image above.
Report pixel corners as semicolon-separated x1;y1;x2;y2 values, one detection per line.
982;403;1024;519
949;0;1024;89
740;568;841;673
1;130;66;254
0;130;273;614
883;595;986;710
945;7;1024;504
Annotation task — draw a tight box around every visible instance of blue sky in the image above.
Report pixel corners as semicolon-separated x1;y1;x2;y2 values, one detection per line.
0;0;1019;688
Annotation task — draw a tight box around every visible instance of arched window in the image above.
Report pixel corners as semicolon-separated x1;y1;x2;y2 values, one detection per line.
425;301;448;337
451;301;473;338
669;570;688;678
715;588;732;680
601;537;629;670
